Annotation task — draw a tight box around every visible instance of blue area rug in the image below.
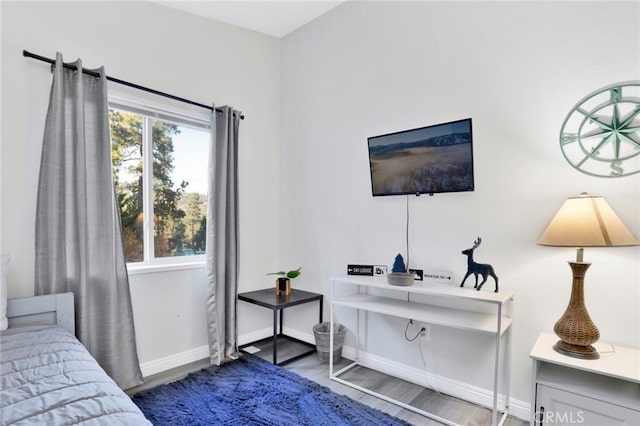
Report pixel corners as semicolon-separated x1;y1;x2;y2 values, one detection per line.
132;355;410;425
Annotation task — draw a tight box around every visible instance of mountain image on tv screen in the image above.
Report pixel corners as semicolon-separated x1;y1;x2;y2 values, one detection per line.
367;118;474;196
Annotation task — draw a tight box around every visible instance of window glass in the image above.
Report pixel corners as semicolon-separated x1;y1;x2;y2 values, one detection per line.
152;121;209;258
110;109;144;263
109;106;209;264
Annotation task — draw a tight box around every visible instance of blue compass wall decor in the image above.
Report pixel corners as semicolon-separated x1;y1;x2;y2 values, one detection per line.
560;81;640;177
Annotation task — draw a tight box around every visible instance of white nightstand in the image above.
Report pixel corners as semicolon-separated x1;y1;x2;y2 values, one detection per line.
530;332;640;425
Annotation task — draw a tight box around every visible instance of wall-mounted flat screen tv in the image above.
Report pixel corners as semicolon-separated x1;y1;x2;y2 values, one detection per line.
367;118;474;196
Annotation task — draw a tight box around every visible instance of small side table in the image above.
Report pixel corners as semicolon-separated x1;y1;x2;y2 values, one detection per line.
238;288;323;365
530;332;640;425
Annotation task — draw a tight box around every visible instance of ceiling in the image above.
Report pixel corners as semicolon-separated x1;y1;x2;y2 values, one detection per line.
152;1;345;38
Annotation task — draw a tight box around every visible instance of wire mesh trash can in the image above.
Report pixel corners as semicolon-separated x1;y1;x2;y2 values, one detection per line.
312;322;346;364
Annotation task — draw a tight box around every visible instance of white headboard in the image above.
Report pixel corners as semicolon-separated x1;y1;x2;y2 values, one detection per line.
6;292;75;335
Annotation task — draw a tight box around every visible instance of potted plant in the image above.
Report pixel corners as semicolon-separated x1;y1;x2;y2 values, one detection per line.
267;267;301;295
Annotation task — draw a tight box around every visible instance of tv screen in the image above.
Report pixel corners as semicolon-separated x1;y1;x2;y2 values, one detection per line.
367;118;474;196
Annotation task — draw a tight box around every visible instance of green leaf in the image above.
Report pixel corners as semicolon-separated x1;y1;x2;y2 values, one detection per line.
267;267;301;279
286;267;302;279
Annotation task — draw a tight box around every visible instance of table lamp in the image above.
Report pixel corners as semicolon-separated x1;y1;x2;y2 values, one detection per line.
537;193;638;359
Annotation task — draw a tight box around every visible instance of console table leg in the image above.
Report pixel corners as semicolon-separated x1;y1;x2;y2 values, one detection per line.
492;304;503;426
273;309;278;364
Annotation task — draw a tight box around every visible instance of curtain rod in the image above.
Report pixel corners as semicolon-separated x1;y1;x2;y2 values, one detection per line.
23;50;244;120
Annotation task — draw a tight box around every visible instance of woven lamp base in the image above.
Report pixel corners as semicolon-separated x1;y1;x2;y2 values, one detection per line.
553;340;599;359
553;261;600;360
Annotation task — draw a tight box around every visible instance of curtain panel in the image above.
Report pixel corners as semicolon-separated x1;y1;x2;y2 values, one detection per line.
206;105;241;365
35;53;143;389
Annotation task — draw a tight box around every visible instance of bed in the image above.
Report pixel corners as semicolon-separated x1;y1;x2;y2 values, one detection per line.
1;292;151;425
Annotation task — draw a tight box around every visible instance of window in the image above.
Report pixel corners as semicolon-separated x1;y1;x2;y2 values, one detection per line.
109;101;210;264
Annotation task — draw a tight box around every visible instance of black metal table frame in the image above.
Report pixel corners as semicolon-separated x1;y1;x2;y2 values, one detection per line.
238;288;323;366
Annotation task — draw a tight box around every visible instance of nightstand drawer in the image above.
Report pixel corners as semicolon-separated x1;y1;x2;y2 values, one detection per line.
536;384;640;426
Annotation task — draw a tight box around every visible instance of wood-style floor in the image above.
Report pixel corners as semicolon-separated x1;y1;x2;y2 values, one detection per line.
286;355;526;426
245;337;528;426
129;337;528;426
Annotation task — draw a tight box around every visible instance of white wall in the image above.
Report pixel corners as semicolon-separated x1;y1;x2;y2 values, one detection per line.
1;1;281;367
2;0;639;419
280;0;640;413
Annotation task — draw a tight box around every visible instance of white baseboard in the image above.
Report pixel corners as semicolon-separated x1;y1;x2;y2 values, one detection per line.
282;326;315;344
140;328;529;421
238;327;273;345
141;326;308;377
140;345;210;377
238;326;316;345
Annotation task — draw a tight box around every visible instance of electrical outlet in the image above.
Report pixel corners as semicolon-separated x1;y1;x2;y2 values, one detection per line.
421;324;431;341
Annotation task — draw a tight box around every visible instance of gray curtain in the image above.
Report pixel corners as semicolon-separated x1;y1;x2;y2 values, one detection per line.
206;105;241;365
35;53;143;389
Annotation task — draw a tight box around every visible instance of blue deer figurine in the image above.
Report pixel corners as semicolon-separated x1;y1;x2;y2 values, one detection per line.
460;237;499;292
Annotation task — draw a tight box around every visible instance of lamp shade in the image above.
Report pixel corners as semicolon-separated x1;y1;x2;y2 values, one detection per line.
538;193;638;247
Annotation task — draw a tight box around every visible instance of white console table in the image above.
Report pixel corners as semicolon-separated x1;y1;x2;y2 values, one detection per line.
329;275;514;426
530;332;640;426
